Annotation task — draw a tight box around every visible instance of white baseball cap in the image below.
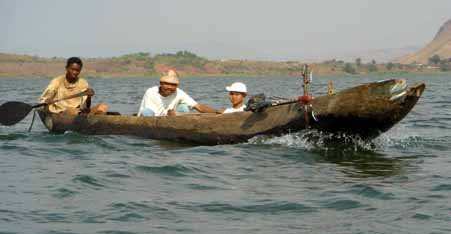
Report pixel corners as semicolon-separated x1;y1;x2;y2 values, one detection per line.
226;82;247;93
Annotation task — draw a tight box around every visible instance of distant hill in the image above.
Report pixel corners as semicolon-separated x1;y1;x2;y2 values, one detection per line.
398;19;451;64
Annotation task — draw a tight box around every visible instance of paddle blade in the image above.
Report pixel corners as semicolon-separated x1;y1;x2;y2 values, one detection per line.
0;101;33;126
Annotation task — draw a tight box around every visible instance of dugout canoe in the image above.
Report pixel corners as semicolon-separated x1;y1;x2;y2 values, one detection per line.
37;79;425;145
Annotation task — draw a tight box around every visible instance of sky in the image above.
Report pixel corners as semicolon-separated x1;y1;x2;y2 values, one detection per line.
1;0;450;61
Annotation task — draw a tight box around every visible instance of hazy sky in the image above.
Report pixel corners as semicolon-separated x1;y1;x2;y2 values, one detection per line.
1;0;450;61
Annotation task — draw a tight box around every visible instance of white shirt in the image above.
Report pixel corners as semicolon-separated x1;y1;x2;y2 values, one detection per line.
223;105;246;114
137;86;198;116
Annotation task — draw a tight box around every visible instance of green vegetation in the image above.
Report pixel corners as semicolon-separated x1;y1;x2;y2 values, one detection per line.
367;60;378;72
427;54;450;71
440;60;450;71
355;58;362;67
343;63;357;74
154;50;208;68
0;52;450;78
428;54;441;65
385;62;394;70
118;52;151;61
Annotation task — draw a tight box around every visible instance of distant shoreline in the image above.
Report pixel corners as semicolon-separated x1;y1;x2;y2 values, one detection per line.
1;72;448;80
1;52;449;78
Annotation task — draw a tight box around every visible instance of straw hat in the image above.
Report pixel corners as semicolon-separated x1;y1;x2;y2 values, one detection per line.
160;70;179;84
226;82;247;93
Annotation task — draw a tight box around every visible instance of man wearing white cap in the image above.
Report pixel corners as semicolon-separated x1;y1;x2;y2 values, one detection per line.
222;82;247;114
137;70;217;117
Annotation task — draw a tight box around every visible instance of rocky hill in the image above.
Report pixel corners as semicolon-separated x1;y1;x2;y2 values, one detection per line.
398;19;451;64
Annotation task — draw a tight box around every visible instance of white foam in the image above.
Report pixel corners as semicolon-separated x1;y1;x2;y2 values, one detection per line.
248;125;423;152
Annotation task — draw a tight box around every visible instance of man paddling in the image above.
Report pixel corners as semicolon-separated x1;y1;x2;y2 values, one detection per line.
137;70;217;116
40;57;108;115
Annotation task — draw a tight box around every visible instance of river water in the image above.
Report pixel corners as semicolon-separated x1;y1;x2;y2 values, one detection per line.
0;74;450;234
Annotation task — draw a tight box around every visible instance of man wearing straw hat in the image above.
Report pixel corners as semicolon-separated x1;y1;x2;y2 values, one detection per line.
137;70;217;117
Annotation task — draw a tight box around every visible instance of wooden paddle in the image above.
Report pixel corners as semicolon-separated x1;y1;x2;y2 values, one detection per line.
0;89;91;126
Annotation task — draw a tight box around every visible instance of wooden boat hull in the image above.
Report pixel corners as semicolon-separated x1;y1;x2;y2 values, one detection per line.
37;79;425;145
309;79;425;138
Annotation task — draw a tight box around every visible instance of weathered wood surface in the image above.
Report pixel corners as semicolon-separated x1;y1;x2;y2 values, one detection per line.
309;79;425;138
38;79;425;145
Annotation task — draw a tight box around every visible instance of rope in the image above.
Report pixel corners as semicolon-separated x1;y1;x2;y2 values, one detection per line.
27;109;37;132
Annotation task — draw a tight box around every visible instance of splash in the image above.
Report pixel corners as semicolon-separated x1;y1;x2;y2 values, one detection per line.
374;124;423;150
248;129;376;152
248;124;425;153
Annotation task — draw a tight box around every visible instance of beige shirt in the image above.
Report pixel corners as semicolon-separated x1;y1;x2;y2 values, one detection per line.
40;75;89;113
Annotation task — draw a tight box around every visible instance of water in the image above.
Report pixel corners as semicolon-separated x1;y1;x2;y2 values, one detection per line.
1;74;450;234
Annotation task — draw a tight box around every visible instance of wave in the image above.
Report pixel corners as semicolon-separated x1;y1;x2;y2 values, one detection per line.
174;201;316;214
134;164;196;177
248;123;447;155
0;132;29;141
72;175;106;188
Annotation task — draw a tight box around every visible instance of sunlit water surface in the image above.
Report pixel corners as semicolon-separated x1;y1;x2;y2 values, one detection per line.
0;74;450;234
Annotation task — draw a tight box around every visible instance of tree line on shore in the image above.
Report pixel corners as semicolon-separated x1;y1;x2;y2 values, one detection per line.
341;54;450;75
0;51;449;77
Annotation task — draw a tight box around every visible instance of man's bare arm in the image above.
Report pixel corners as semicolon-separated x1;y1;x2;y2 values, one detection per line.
193;104;219;113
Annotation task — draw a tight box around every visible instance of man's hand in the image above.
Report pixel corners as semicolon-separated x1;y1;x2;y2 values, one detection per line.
43;98;54;105
167;109;176;116
85;88;95;97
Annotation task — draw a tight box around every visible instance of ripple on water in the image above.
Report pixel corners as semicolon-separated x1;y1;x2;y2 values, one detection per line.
102;171;131;179
0;209;21;222
26;132;122;153
72;175;106;189
96;231;138;234
134;164;197;177
0;144;28;152
0;132;28;141
107;212;146;222
52;188;79;199
348;184;395;200
412;212;432;220
45;231;79;234
185;183;223;190
173;201;316;214
323;199;363;211
28;210;69;223
431;184;451;191
104;201;175;222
